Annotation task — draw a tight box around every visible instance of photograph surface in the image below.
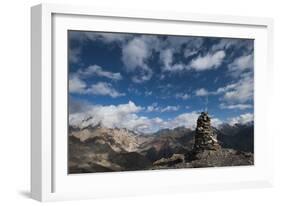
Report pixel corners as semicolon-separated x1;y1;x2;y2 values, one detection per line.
68;31;254;174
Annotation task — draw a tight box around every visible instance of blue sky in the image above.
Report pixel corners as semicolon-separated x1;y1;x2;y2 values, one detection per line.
68;31;254;133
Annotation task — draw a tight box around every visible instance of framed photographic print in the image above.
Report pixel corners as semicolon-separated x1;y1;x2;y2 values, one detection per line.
31;3;274;201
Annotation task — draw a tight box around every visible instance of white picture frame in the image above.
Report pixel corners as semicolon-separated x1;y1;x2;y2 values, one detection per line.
31;3;274;202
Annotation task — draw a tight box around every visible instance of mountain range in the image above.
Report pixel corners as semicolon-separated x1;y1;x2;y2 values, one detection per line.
68;122;254;173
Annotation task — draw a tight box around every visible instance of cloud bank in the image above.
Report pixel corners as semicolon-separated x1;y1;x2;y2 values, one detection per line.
69;101;225;133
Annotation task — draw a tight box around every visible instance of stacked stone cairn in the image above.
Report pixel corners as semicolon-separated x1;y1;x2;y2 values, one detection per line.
193;112;220;152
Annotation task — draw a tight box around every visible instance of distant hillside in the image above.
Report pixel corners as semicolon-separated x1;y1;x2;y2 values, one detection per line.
68;120;254;173
216;122;254;152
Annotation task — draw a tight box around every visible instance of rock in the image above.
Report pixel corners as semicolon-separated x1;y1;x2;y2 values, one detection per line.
186;148;254;168
193;112;221;152
153;154;185;166
184;112;254;167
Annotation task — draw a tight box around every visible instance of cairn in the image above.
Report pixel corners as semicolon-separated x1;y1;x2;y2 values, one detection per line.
193;112;220;152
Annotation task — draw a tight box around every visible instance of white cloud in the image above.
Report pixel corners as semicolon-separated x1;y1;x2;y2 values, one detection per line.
228;113;254;125
121;36;156;82
222;74;253;103
122;37;150;70
159;49;173;70
220;103;252;110
190;50;225;71
166;36;191;51
71;33;162;82
69;75;86;93
128;87;142;96
146;103;180;113
69;101;163;133
215;83;237;95
184;49;198;58
131;69;153;83
175;93;190;100
69;73;125;98
167;36;203;53
146;102;159;112
211;118;223;128
69;65;125;97
69;101;142;130
69;47;81;64
194;84;237;98
195;88;209;96
187;74;254;111
211;39;253;54
160;105;180;112
70;32;232;84
192;72;253;106
211;39;239;51
146;106;157;112
70;101;223;133
86;82;125;98
159;37;204;72
144;91;153;96
169;112;200;129
159;49;185;71
169;112;222;130
184;38;204;58
228;54;253;76
78;65;122;80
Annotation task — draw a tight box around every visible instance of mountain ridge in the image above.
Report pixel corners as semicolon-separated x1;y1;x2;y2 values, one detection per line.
69;117;254;173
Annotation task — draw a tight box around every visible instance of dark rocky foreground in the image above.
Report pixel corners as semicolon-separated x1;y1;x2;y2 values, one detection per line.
68;112;254;174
